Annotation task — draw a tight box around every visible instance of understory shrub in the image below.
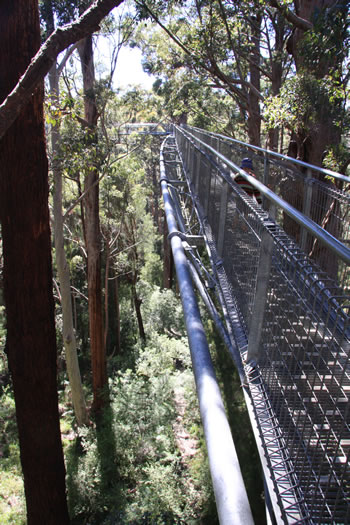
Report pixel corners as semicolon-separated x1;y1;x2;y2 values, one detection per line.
67;332;216;524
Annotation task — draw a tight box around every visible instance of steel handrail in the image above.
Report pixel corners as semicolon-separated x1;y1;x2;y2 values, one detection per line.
185;124;350;184
160;137;255;525
175;125;350;267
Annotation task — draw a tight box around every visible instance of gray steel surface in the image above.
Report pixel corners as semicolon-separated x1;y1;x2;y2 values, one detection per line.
184;125;350;291
170;125;350;524
160;137;255;525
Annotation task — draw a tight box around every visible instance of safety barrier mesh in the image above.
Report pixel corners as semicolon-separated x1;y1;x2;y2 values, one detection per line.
186;126;350;292
173;126;350;524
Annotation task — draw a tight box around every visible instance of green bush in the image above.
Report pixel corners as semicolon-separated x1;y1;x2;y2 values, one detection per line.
0;386;26;525
67;332;215;524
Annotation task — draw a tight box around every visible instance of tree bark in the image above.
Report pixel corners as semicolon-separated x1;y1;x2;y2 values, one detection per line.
78;35;108;414
0;1;70;523
286;0;343;166
45;0;88;428
268;11;286;151
0;0;124;142
247;14;262;147
132;280;146;342
115;274;121;354
50;73;89;427
104;236;111;352
283;0;345;278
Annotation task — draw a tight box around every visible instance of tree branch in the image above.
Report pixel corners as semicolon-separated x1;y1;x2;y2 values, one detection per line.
0;0;124;141
63;146;140;220
57;43;80;77
268;0;313;31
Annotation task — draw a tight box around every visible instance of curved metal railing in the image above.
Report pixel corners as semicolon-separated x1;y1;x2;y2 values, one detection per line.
162;125;350;524
183;124;350;290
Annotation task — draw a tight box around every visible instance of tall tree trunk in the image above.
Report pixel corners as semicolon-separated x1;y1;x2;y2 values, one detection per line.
163;217;174;289
287;0;343;167
46;3;88;428
115;274;121;354
247;14;262;147
284;0;345;278
268;12;286;151
0;1;70;523
78;35;107;414
132;279;146;342
104;236;111;352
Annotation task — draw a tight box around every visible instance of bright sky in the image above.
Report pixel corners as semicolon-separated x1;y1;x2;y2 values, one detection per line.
95;37;156;91
114;46;155;90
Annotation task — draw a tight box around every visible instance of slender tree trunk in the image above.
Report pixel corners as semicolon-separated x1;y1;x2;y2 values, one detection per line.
45;2;88;428
247;14;262;147
78;35;107;413
0;1;69;523
132;279;146;342
268;12;286;151
287;0;343;167
49;70;88;427
115;274;121;354
104;236;111;351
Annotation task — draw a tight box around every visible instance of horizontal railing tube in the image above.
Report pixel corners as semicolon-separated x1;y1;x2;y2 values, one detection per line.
175;125;350;266
160;139;254;525
186;124;350;183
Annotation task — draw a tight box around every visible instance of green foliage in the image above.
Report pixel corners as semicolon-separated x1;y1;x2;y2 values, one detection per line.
300;2;350;77
0;387;26;525
140;285;186;337
67;329;215;524
322;143;350;174
264;72;345;134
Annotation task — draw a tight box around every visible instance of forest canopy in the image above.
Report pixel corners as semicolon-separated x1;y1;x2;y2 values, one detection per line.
0;0;349;524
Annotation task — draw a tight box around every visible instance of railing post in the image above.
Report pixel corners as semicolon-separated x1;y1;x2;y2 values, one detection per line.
301;167;313;251
246;228;274;363
264;155;277;219
217;180;230;257
194;150;201;194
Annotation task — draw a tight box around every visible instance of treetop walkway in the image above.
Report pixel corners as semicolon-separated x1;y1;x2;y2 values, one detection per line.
159;124;350;524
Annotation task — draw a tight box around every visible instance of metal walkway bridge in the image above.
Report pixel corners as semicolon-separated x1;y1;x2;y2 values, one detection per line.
159;124;350;524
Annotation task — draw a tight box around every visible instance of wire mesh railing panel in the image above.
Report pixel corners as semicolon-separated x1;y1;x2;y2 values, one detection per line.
174;125;350;524
207;168;225;243
258;236;350;524
221;195;262;329
185;126;350;290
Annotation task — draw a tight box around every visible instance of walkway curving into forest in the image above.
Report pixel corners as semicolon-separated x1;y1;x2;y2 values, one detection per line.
159;124;350;525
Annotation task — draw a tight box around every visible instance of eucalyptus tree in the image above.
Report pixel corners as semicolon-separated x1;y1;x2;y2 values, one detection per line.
0;0;126;142
97;88;164;347
0;0;129;520
41;0;89;427
135;0;292;148
46;0;137;414
0;1;70;522
136;0;349;168
266;0;350;169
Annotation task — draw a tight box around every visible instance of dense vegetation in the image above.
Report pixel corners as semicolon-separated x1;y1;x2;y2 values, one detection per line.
0;83;263;524
0;0;349;523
